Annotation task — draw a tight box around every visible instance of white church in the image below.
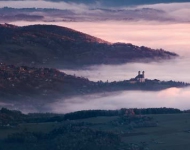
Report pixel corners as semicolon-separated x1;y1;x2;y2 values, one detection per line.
130;71;145;83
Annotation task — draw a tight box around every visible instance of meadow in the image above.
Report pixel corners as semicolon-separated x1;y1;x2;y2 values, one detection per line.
1;110;190;150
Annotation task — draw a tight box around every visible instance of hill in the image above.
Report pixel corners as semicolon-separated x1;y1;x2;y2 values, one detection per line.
0;64;188;110
0;63;95;102
0;24;177;68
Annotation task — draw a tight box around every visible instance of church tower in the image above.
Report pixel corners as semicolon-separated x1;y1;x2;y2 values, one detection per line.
142;71;145;78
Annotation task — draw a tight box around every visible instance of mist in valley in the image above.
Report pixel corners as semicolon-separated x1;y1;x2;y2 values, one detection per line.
3;20;190;113
49;87;190;113
1;1;190;113
51;20;190;113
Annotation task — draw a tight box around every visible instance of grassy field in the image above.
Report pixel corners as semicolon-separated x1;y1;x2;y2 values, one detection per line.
1;113;190;150
75;113;190;150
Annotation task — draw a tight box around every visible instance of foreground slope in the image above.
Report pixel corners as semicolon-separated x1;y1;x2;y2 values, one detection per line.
0;24;177;68
1;108;190;150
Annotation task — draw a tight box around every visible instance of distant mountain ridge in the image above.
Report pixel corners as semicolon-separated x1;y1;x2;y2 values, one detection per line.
0;7;173;23
0;24;177;68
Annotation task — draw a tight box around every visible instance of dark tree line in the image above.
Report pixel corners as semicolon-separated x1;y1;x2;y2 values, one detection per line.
50;108;181;121
0;107;182;125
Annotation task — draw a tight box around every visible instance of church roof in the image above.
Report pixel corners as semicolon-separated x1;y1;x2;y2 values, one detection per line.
135;74;144;79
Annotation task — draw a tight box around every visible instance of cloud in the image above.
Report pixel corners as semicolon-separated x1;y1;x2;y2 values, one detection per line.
137;3;190;22
138;2;190;12
1;1;190;22
0;0;89;13
3;0;190;6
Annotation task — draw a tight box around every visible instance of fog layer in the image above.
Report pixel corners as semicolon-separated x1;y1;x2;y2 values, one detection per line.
8;20;190;113
49;87;190;113
1;1;190;22
60;58;190;82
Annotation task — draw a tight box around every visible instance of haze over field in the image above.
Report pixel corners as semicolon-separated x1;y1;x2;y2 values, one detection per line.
50;87;190;113
0;1;190;113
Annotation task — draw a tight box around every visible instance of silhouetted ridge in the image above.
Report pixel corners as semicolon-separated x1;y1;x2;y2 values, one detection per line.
22;24;109;43
0;24;178;68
